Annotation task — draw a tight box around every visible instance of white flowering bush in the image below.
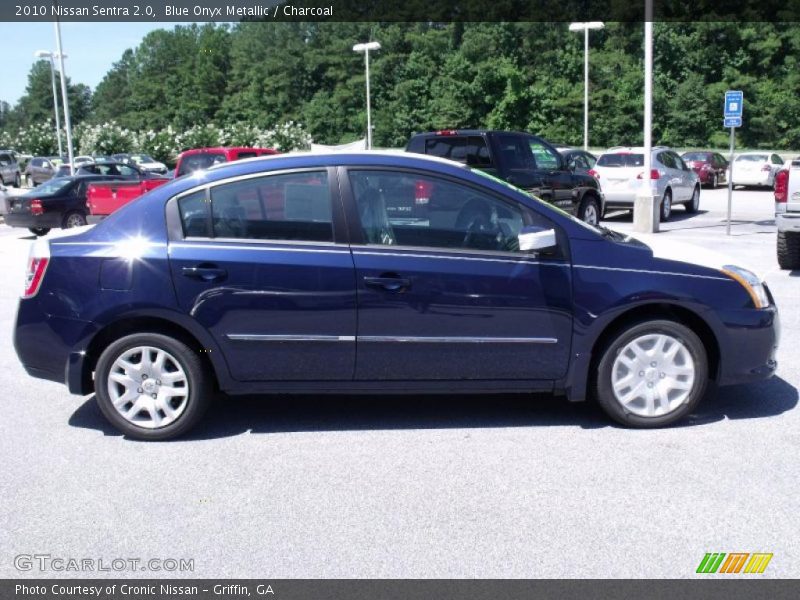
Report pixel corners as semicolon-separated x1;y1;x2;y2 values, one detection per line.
1;119;313;163
77;121;137;156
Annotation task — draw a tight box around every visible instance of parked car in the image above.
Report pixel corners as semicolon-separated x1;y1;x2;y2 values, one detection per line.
681;151;728;188
553;145;598;177
0;149;21;187
130;153;168;175
13;152;778;439
4;174;125;235
55;159;160;180
174;147;279;178
23;156;63;187
591;146;700;221
74;155;95;167
730;152;784;189
774;159;800;269
406;130;604;225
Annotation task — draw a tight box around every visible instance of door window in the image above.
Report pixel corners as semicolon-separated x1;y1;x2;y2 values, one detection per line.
658;152;676;169
178;171;332;242
349;170;555;254
528;140;560;170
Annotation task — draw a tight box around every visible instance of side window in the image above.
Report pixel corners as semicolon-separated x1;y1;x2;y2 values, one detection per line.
348;170;555;255
658;152;676;169
210;171;332;242
236;152;257;160
178;190;210;238
583;153;597;168
674;154;689;171
0;153;10;164
772;154;783;165
528;140;560;170
466;136;492;167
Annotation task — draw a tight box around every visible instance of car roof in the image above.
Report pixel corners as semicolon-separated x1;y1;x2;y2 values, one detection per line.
410;129;540;138
179;146;276;156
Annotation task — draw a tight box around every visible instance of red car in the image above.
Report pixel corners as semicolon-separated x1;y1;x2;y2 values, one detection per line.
174;146;279;178
86;178;171;223
681;151;729;188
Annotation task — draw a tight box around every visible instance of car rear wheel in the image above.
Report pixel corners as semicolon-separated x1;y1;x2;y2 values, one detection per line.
595;320;708;427
578;196;601;225
660;190;672;222
13;173;20;188
777;231;800;270
94;333;212;440
62;211;87;229
685;186;700;213
28;227;50;236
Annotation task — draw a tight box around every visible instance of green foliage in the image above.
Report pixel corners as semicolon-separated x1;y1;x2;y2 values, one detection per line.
3;22;800;152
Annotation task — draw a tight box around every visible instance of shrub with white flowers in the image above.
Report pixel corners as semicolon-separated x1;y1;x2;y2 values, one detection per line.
77;121;137;156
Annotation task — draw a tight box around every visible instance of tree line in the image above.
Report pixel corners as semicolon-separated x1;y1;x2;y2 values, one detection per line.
2;21;799;152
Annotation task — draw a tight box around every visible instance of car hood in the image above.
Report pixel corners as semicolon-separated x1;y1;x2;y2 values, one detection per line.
630;233;760;278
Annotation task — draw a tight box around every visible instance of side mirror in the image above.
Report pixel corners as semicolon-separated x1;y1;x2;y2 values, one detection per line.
518;226;557;252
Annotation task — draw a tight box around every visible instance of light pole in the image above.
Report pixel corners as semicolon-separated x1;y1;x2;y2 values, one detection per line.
353;41;380;150
53;16;75;175
568;22;604;151
633;0;658;233
33;50;66;158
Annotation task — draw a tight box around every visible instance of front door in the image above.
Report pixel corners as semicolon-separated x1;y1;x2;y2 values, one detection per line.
167;168;357;382
342;168;573;381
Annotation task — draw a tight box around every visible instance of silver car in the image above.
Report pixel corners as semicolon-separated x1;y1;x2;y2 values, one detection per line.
593;146;701;221
0;150;21;188
730;152;783;189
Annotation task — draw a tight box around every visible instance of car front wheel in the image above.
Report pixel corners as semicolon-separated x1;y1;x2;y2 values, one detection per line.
14;173;20;188
595;320;708;428
94;333;212;440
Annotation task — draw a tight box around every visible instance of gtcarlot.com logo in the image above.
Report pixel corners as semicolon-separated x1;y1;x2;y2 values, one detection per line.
14;554;194;573
696;552;773;574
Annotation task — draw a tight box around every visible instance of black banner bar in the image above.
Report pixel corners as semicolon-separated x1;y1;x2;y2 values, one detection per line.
3;0;800;23
3;580;800;600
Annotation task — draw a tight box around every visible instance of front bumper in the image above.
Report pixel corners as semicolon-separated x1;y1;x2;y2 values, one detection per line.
714;303;779;387
776;212;800;233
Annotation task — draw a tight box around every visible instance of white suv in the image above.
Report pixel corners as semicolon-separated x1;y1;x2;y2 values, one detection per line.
592;146;701;221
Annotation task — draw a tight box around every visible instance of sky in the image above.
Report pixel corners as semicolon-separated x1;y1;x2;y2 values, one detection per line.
0;22;192;105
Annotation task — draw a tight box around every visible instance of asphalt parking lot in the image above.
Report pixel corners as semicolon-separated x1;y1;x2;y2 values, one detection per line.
0;185;797;579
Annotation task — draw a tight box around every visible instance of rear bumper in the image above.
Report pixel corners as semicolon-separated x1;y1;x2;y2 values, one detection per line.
4;212;62;229
732;173;771;186
776;212;800;233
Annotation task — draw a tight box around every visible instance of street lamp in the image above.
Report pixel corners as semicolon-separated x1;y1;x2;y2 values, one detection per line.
353;41;381;150
568;22;604;151
53;17;75;175
33;50;66;158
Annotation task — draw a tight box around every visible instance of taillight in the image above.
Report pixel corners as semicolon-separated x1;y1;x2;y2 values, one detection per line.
435;129;458;136
414;180;432;205
636;169;661;180
774;169;789;203
23;257;49;298
30;199;43;215
588;169;599;179
761;164;772;172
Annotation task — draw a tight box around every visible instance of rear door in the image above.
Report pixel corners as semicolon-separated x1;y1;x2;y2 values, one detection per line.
166;168;357;382
342;167;573;381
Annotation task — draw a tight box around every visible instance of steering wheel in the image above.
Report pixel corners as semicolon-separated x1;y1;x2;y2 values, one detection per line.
462;212;499;250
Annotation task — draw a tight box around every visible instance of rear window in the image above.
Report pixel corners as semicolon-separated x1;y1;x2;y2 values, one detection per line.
424;136;492;167
736;154;768;162
597;153;644;167
28;178;72;195
682;153;709;162
177;153;227;176
236;151;258;160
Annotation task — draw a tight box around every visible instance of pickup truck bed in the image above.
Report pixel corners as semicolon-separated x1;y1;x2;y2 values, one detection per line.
87;178;169;223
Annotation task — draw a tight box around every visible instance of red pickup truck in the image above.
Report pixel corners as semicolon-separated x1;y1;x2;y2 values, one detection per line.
86;147;279;222
86;178;170;223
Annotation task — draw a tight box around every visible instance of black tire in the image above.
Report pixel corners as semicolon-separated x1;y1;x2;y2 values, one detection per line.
685;185;700;213
711;173;718;189
62;210;87;229
660;190;672;222
578;195;601;225
28;227;50;236
94;333;212;440
595;319;708;428
13;173;20;188
777;231;800;270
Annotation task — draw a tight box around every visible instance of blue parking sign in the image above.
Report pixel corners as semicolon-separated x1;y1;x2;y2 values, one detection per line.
724;90;743;118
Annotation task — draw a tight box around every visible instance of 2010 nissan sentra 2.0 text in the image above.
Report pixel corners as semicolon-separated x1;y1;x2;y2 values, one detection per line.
13;152;779;439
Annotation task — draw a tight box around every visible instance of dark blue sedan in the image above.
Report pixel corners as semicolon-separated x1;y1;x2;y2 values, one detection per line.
14;152;779;439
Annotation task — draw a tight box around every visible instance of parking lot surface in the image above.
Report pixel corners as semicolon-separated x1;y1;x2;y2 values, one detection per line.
0;186;797;578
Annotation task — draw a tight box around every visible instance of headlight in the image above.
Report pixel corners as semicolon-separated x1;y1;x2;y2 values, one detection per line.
721;265;769;308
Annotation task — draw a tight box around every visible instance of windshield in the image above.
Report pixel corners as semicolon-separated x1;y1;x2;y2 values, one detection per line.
176;153;226;176
26;178;72;195
597;153;645;167
132;154;155;163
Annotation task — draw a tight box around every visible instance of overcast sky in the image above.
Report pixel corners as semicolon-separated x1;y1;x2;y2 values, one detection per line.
0;22;191;105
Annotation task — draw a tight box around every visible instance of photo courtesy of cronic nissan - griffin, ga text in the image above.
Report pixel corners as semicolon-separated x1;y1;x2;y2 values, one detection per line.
13;152;779;440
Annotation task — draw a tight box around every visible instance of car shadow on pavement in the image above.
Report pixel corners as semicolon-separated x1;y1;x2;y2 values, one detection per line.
603;209;710;224
68;376;797;441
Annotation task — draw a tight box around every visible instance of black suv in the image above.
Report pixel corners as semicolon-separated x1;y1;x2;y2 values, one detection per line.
406;130;604;224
